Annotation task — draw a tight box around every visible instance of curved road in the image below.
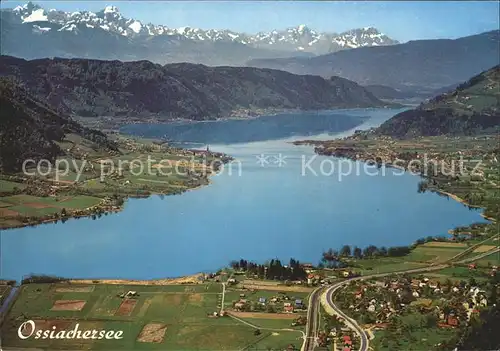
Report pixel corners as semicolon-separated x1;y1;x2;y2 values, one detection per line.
321;264;448;351
305;242;500;351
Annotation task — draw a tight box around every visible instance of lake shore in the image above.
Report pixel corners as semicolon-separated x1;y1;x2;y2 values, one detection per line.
0;137;233;230
67;273;206;286
295;132;499;225
76;105;400;132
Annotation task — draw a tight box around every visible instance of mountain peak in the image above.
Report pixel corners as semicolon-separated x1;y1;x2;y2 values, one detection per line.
4;2;399;55
297;24;309;32
13;1;39;11
103;5;120;14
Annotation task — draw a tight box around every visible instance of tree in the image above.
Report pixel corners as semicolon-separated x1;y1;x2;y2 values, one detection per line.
363;245;379;257
425;313;438;327
266;304;276;313
353;246;362;259
340;245;351;257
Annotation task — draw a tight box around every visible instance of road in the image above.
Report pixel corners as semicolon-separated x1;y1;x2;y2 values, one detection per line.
220;282;226;314
303;238;500;351
317;246;499;351
302;287;323;351
321;264;449;351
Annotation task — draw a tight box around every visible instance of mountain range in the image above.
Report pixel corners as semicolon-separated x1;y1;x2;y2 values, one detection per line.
0;56;385;120
0;2;398;65
248;30;500;90
377;65;500;137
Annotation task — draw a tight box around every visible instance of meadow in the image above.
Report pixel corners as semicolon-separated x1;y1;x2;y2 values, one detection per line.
2;282;304;350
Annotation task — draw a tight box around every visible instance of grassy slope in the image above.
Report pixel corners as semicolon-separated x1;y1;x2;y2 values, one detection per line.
377;65;500;137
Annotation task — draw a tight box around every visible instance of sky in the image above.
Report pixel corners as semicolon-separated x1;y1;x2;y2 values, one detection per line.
2;1;499;42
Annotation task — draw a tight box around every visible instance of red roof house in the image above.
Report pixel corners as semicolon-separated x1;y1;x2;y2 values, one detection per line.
343;335;352;345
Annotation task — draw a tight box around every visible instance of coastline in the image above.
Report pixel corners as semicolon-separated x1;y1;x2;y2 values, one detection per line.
293;138;496;224
66;273;206;286
0;175;217;231
77;105;400;131
0;144;231;230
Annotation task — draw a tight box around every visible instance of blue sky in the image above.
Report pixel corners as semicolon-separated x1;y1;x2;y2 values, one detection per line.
3;1;499;42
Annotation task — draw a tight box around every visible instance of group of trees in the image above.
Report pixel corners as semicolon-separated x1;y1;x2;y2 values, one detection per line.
229;258;307;281
320;244;412;266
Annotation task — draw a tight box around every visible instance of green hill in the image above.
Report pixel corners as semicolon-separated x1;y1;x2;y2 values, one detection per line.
377;65;499;137
0;78;118;172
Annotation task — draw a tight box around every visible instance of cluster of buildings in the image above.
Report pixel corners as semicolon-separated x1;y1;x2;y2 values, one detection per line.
233;293;305;313
341;275;493;329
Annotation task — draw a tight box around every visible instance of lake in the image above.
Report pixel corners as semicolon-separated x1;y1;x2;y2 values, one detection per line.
0;108;488;281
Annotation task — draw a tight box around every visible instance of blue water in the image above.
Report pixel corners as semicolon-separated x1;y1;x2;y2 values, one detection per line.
0;109;487;281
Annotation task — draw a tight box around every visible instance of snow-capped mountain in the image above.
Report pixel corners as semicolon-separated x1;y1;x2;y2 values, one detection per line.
7;2;398;55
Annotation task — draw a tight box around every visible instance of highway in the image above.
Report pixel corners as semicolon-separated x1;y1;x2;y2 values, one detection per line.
302;287;323;351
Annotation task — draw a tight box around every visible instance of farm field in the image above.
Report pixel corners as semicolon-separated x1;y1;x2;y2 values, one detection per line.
0;179;26;192
1;282;304;350
425;265;493;282
345;239;496;276
0;193;103;228
404;243;466;264
473;251;500;267
353;258;429;275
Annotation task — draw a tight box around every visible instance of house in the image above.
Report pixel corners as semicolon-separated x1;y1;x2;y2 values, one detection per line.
429;281;439;289
412;291;420;298
452;286;460;293
468;263;477;270
368;304;376;312
342;271;351;278
239;293;246;298
258;297;267;304
284;305;294;313
234;302;245;310
343;335;352;346
284;302;292;307
227;278;236;284
354;290;363;299
295;299;303;306
374;323;390;330
447;316;459;327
